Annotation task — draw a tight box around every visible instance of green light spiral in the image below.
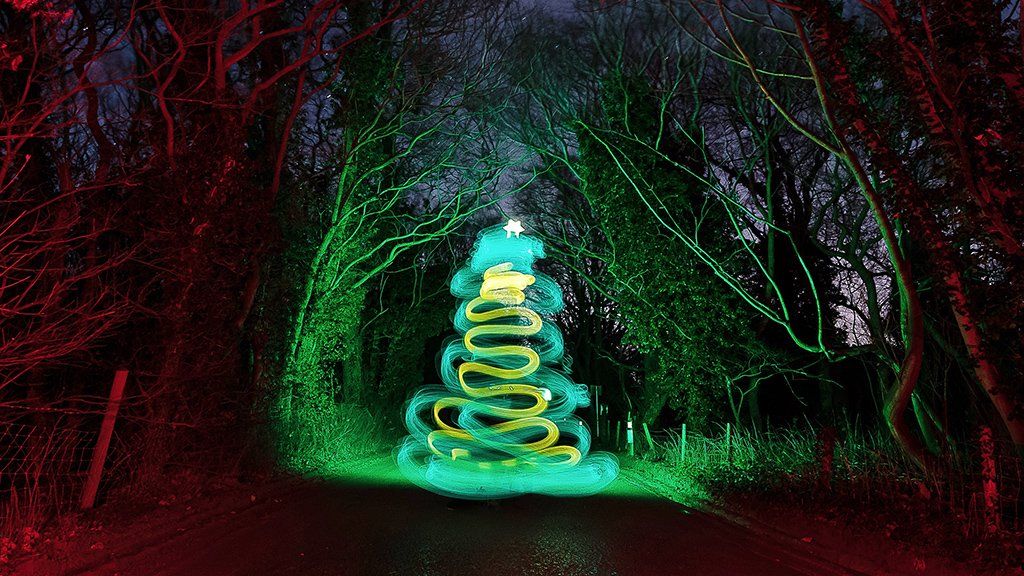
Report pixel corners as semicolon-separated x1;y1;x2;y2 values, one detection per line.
397;223;618;499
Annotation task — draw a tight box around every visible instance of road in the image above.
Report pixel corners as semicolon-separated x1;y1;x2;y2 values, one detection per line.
60;457;864;576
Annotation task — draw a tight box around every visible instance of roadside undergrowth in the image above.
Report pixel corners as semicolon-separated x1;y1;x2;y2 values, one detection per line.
629;425;1024;571
281;403;394;475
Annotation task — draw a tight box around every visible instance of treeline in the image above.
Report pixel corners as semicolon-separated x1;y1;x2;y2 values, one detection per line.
1;0;1021;500
0;0;522;483
497;0;1023;474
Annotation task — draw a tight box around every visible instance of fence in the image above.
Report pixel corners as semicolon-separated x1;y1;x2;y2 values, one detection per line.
1;370;129;560
0;422;98;540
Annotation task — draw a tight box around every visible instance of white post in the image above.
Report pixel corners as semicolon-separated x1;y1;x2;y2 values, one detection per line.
680;423;687;465
725;422;732;465
626;413;634;457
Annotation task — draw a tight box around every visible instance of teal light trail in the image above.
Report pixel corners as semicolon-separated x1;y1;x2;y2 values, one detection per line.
397;222;619;499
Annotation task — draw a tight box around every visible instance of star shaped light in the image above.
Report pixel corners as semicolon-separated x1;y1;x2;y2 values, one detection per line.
503;218;525;238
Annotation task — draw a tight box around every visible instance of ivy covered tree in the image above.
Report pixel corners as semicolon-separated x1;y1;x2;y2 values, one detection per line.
258;0;526;460
575;71;769;429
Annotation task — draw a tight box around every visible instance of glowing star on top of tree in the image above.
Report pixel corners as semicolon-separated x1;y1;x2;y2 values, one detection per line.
503;218;525;238
397;222;618;499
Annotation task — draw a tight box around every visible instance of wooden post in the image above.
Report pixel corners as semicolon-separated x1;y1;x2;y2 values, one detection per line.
679;423;687;466
80;369;128;510
615;420;621;449
594;386;600;440
642;422;656;452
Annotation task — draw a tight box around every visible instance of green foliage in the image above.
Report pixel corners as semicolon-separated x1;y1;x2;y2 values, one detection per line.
575;71;764;428
349;238;458;417
266;0;509;463
284;403;392;473
374;290;450;415
291;231;372;406
265;6;399;451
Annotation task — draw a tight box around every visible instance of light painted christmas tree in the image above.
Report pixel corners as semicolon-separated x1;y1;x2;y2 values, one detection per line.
397;220;618;499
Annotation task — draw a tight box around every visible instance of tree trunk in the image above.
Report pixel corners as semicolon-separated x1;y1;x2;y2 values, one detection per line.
342;323;364;405
747;386;762;432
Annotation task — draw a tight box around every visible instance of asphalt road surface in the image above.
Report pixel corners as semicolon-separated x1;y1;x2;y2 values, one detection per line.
63;457;864;576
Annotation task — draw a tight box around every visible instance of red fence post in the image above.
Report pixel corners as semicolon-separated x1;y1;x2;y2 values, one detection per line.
80;369;129;510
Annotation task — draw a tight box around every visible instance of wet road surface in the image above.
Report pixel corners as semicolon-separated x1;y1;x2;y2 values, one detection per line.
66;457;863;576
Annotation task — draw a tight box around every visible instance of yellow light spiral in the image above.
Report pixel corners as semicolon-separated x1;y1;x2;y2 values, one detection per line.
426;262;581;469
